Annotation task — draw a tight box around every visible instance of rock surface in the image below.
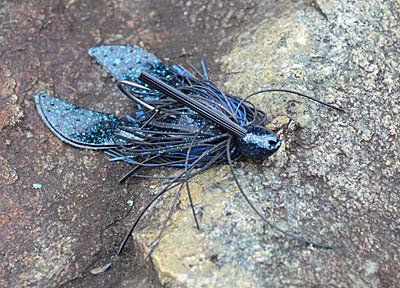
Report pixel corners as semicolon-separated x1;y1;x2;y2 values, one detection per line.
0;0;281;287
1;0;399;287
135;0;400;287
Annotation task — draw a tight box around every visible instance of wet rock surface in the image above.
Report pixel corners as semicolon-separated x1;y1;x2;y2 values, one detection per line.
1;0;399;287
135;0;400;287
0;0;280;287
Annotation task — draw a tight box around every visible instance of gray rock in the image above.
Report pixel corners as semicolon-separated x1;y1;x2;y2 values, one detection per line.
135;0;400;287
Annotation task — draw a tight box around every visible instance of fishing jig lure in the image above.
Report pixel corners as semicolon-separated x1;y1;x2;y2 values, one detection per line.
36;45;342;261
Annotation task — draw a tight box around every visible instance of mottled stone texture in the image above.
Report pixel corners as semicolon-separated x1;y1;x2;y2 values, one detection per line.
2;0;399;287
136;0;400;287
0;0;277;287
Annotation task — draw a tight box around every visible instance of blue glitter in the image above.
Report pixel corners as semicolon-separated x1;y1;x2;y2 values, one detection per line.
35;45;337;258
238;127;281;159
35;93;128;149
88;45;175;84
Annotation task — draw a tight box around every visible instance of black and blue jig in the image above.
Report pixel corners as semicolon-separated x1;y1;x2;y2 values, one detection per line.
36;45;343;263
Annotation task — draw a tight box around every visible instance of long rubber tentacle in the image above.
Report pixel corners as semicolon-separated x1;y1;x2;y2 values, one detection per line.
146;126;204;257
238;89;345;114
225;138;333;249
117;169;189;255
117;139;229;255
146;182;185;258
